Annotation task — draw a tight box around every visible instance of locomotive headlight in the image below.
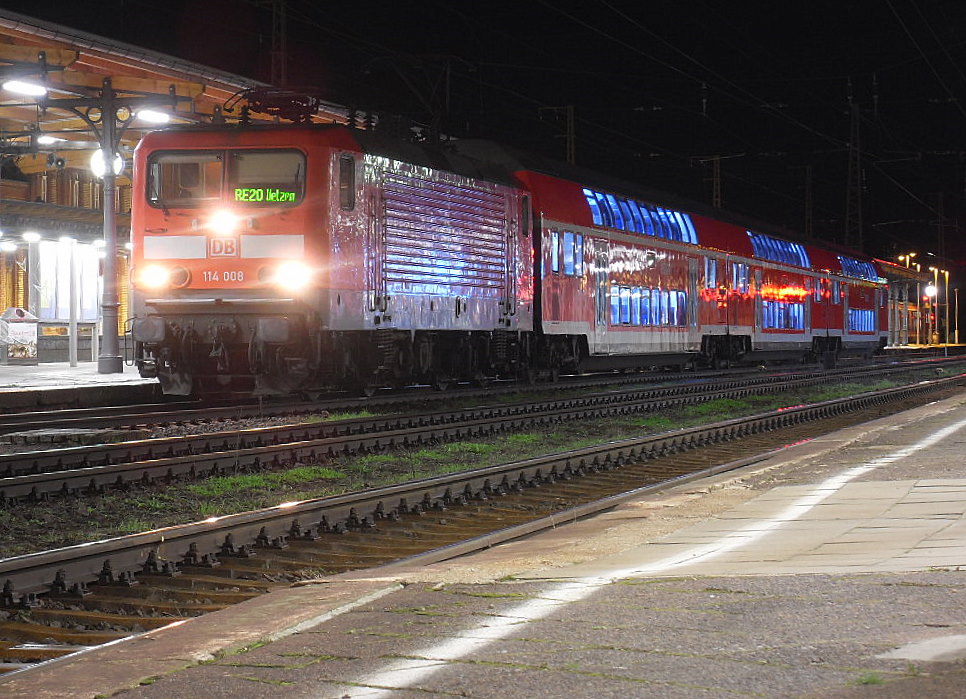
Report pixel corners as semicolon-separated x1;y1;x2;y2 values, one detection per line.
208;209;238;235
274;260;313;290
138;264;170;289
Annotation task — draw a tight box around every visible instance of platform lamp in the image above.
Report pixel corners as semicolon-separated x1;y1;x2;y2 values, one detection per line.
956;288;960;345
926;268;939;345
941;269;950;347
35;78;179;373
897;253;917;345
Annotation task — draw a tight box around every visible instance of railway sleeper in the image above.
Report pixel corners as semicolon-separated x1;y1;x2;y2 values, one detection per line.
220;535;257;558
255;527;289;548
289;519;322;541
50;570;91;598
183;543;222;568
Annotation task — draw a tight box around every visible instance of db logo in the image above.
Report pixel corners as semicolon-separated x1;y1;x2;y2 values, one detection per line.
208;238;238;257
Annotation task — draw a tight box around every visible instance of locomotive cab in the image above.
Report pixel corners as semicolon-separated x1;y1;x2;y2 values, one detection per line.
131;131;324;394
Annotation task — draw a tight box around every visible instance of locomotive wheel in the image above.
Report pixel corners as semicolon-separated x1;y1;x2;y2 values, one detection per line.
472;372;490;388
519;366;537;384
431;374;452;391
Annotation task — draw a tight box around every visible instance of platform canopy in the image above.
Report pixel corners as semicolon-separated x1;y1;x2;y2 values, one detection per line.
0;8;349;176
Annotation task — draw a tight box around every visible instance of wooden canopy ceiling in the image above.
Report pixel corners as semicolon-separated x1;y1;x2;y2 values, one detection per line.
0;9;348;177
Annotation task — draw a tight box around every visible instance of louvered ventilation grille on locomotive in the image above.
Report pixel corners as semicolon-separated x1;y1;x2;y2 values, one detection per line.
381;172;507;294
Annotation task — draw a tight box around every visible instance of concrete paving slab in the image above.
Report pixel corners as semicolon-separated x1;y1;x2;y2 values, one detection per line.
878;635;966;662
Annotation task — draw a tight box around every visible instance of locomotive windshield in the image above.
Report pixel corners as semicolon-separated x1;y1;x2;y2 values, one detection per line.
146;149;305;208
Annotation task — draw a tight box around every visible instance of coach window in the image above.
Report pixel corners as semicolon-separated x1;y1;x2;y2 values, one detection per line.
594;192;614;228
662;209;681;239
550;230;560;273
650;288;661;325
668;291;680;326
610;286;620;324
682;214;698;244
626;200;644;233
620;287;632;324
631;288;642;325
638;206;655;237
672;212;689;242
676;291;689;325
732;262;750;294
705;257;718;288
832;279;842;304
583;189;603;225
617;199;634;232
654;208;669;238
641;289;652;325
604;194;625;229
563;231;575;274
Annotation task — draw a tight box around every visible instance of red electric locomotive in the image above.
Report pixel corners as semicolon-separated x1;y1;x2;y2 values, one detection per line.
129;124;888;395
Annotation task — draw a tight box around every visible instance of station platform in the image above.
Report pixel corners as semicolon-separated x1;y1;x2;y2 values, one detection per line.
0;361;160;410
4;388;966;697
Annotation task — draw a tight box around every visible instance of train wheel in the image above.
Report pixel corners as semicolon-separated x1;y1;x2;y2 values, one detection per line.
431;374;452;391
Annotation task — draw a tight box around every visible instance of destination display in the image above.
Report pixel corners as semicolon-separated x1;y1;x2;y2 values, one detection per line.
233;187;298;203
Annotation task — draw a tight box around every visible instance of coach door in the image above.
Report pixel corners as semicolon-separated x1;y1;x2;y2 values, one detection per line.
688;257;700;340
754;269;763;333
591;239;610;351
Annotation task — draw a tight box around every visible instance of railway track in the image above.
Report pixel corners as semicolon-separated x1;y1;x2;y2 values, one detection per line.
0;371;963;676
0;361;955;503
0;353;955;436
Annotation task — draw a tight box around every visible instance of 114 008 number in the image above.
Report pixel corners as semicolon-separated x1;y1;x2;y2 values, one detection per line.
202;270;245;282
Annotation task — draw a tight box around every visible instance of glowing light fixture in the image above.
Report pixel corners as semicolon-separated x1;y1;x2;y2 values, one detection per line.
208;209;238;235
21;231;40;243
924;284;937;298
37;135;66;145
274;260;313;290
138;264;170;289
90;149;124;178
0;242;17;252
136;109;171;124
3;79;46;96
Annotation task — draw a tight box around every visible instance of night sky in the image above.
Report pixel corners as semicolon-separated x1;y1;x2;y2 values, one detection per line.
5;0;966;269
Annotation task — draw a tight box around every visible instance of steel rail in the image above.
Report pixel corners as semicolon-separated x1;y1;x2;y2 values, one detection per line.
1;373;961;605
0;363;943;500
0;354;955;436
